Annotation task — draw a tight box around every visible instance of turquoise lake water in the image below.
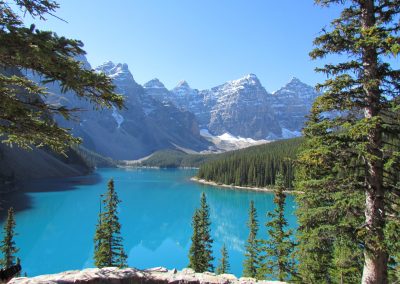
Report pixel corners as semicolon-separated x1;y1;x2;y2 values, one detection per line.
0;168;297;277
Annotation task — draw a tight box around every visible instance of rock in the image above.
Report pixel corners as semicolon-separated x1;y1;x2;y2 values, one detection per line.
181;268;196;274
145;266;168;272
219;273;237;280
8;267;287;284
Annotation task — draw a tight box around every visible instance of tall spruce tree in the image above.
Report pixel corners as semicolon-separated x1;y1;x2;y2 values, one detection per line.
0;1;123;154
243;200;262;279
264;173;296;281
296;1;400;283
198;192;214;272
188;209;203;272
94;179;127;268
188;192;214;272
0;207;19;268
216;243;230;275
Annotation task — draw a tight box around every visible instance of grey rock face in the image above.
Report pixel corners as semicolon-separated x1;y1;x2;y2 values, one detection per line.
207;74;280;139
9;267;287;284
146;74;319;140
29;58;210;160
271;77;319;134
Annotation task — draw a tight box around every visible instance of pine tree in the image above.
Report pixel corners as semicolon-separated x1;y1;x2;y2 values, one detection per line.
188;192;214;272
264;173;296;281
94;179;127;268
297;1;400;283
188;209;203;272
216;243;230;275
243;200;262;279
0;1;123;154
198;192;214;272
0;207;19;268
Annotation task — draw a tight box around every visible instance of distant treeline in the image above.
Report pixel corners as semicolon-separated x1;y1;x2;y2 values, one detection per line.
73;146;118;168
197;138;303;189
139;150;218;168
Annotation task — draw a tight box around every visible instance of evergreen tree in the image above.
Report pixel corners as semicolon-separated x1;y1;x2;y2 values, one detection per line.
0;207;19;268
216;243;230;275
188;192;214;272
264;173;296;281
198;192;214;272
0;1;123;154
94;179;127;268
197;138;302;189
243;200;262;279
296;1;400;283
188;209;203;272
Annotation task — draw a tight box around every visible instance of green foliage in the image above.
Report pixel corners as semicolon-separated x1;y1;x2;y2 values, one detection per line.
94;179;127;268
242;201;263;279
296;0;400;282
188;192;214;272
216;243;230;275
198;138;302;189
263;173;296;281
140;150;218;168
189;209;203;272
72;146;117;168
0;207;19;268
0;1;123;154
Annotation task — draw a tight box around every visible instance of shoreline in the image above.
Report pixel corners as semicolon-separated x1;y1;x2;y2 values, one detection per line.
190;177;303;194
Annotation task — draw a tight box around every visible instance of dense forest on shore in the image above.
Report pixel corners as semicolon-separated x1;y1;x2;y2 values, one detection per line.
139;150;217;168
197;138;302;189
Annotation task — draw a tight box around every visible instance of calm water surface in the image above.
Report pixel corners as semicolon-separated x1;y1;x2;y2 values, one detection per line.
0;168;297;277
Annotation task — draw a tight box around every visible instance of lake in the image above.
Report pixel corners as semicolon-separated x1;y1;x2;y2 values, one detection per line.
0;168;297;277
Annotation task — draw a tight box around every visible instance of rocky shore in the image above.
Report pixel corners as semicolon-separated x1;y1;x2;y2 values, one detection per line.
9;267;286;284
190;177;303;194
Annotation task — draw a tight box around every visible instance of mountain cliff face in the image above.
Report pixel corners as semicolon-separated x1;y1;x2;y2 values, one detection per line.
207;74;280;139
31;60;211;160
27;55;319;159
145;74;319;140
0;67;91;187
271;77;319;137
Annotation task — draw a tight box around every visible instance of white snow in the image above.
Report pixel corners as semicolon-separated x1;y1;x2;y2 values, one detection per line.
111;106;124;128
217;132;258;143
200;129;269;152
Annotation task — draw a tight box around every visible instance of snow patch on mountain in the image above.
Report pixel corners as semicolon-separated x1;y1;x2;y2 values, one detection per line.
111;106;124;128
200;129;269;152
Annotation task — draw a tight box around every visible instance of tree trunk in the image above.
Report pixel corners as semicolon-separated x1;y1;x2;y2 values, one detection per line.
361;1;388;283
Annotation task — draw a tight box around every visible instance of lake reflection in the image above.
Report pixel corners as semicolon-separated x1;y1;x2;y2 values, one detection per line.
0;168;297;277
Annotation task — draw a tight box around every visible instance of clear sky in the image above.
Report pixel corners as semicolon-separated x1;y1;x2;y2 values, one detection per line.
21;0;343;92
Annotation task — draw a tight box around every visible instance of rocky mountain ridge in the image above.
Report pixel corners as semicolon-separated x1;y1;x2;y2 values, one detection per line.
144;74;319;140
27;57;319;160
28;59;211;160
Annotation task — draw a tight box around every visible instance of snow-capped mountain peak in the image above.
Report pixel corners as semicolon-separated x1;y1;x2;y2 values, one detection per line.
95;61;137;89
227;73;261;87
144;78;166;89
175;80;191;89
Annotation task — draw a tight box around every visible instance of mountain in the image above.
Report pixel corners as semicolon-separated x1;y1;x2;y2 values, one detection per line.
0;67;91;188
146;74;319;140
207;74;280;139
271;77;319;137
29;59;211;160
27;56;319;159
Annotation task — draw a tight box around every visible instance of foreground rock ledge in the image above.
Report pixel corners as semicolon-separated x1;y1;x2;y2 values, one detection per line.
8;267;286;284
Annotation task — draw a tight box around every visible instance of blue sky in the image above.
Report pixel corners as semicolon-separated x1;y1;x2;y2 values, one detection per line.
22;0;342;92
